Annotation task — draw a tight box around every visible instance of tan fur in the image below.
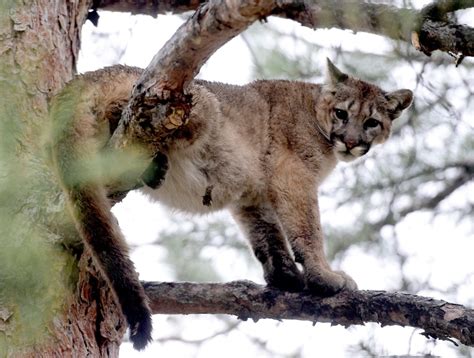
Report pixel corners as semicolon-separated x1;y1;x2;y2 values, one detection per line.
50;61;413;349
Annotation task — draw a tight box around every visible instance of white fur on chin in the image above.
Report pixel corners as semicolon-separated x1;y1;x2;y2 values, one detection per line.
333;139;364;162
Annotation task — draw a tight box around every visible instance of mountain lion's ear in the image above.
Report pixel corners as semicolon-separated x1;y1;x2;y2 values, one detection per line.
326;58;348;85
385;89;413;120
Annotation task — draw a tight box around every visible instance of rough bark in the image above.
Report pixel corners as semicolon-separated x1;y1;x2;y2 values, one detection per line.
0;1;124;356
144;281;474;347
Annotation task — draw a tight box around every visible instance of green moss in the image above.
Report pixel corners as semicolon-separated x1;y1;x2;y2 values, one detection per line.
0;214;74;350
0;16;77;350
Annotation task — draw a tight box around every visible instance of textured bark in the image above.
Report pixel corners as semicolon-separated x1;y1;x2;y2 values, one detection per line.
414;19;474;59
0;1;124;356
132;0;275;95
272;0;474;58
144;281;474;347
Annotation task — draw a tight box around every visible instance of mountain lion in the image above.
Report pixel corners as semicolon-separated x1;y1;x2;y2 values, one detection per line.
50;59;413;349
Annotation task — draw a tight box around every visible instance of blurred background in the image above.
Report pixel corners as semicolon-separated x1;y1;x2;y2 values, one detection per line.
78;3;474;357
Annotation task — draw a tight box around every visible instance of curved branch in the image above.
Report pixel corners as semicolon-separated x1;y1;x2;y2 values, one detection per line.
109;0;277;151
143;280;474;347
132;0;275;95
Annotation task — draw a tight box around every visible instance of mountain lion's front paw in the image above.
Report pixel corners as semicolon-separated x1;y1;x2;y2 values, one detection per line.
334;270;357;291
305;269;358;296
265;264;305;292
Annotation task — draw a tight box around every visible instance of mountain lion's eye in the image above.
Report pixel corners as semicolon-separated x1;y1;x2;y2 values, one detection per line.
334;109;348;121
364;118;380;129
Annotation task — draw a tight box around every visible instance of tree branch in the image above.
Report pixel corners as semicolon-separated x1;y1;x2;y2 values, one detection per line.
97;0;474;59
109;0;277;151
132;0;275;95
421;0;474;20
413;19;474;60
143;280;474;347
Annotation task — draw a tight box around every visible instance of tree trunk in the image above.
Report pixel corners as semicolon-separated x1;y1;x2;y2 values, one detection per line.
0;1;124;356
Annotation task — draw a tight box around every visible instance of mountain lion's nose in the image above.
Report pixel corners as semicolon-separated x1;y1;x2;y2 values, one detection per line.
343;138;358;150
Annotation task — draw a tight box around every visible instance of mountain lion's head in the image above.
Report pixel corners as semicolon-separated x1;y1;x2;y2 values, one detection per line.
320;59;413;162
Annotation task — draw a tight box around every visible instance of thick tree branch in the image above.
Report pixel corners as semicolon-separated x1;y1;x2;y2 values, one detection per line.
274;1;474;59
97;0;474;59
143;280;474;347
414;19;474;59
109;0;277;151
133;0;275;95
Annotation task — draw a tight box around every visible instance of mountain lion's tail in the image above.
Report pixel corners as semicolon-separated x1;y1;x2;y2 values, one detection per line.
49;78;152;350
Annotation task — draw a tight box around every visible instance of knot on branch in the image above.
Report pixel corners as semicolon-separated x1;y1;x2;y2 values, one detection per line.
111;90;193;153
411;2;473;62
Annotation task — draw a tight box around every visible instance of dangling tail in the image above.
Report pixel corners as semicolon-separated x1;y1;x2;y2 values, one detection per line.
67;185;152;349
50;79;152;350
